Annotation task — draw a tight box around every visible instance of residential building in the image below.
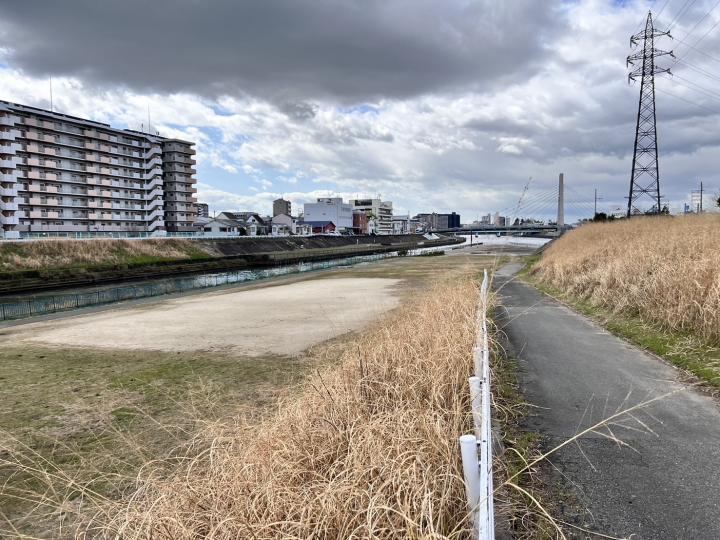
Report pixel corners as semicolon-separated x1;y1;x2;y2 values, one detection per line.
353;210;369;234
480;213;491;225
391;214;411;234
349;198;393;234
303;220;336;234
196;202;209;218
492;212;506;227
303;197;353;230
271;213;309;236
195;216;242;236
217;211;269;236
273;197;291;217
0;100;198;238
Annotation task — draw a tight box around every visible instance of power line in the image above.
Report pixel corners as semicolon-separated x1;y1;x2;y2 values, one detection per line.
657;85;720;115
676;58;720;83
673;0;720;58
667;0;699;30
673;73;720;102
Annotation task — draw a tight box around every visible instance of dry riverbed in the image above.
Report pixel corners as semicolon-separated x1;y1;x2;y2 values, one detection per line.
6;278;401;356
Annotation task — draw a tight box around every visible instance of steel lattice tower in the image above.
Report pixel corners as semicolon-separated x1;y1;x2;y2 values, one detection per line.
626;11;673;217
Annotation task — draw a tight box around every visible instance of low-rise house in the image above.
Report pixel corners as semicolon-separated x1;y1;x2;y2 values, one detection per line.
195;216;244;236
271;213;313;236
303;221;336;234
217;212;269;236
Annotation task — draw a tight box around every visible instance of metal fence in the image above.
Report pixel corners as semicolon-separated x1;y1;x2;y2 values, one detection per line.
459;269;495;539
0;245;448;322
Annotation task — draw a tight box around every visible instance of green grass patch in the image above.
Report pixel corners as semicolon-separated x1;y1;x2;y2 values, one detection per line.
0;344;313;536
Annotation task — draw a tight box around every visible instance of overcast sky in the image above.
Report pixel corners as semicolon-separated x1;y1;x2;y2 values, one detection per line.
1;0;718;221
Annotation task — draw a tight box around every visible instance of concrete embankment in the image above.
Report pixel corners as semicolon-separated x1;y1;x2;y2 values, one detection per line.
0;234;461;296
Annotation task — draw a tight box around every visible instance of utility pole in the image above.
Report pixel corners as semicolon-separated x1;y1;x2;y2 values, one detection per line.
692;180;704;213
700;181;703;213
626;11;673;217
557;173;565;229
594;188;604;217
594;189;597;216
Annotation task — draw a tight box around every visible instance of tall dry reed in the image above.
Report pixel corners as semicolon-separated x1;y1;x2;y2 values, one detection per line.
532;214;720;343
0;239;211;271
77;277;480;538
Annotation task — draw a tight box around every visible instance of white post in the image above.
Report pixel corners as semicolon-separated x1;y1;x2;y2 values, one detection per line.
459;434;481;538
469;376;483;440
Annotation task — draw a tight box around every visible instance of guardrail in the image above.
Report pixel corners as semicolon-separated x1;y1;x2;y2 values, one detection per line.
459;269;495;539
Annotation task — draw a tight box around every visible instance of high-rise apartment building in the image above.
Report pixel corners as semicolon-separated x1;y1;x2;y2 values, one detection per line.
0;100;197;238
273;197;291;217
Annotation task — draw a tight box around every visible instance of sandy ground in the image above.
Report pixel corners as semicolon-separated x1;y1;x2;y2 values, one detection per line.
7;277;401;356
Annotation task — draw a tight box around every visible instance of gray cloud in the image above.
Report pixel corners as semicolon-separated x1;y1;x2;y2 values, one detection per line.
0;0;561;103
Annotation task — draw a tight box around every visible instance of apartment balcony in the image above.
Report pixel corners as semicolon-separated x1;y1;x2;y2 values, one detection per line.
2;214;19;225
0;201;18;211
28;197;42;205
0;115;20;127
0;187;18;197
0;172;18;183
0;158;19;168
0;143;21;155
28;210;43;219
0;129;20;141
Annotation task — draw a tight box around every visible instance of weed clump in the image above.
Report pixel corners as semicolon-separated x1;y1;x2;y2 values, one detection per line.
532;214;720;344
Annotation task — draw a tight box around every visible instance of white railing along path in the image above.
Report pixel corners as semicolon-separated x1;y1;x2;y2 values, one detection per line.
459;268;495;539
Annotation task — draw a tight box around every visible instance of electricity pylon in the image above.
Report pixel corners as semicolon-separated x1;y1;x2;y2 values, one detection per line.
627;11;673;217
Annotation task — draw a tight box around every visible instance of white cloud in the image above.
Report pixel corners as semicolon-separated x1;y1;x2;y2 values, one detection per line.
1;0;718;220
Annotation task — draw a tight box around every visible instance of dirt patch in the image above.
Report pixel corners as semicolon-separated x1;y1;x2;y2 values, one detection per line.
9;277;401;356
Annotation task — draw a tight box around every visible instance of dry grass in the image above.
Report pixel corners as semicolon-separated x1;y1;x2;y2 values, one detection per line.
41;276;480;538
0;239;213;271
532;214;720;344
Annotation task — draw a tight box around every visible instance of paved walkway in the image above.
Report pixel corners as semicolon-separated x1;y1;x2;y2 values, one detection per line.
495;264;720;539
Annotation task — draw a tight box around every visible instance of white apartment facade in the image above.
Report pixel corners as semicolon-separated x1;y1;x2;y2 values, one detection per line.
350;198;393;235
303;197;353;231
0;101;197;238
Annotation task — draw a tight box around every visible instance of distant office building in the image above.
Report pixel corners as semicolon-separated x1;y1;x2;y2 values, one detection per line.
0;100;197;238
353;210;369;234
480;213;491;224
392;214;409;234
273;197;291;217
303;197;353;230
492;212;506;227
350;198;393;234
196;202;209;218
415;212;461;230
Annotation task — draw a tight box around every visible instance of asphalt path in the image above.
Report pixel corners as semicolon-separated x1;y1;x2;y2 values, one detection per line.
495;264;720;539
